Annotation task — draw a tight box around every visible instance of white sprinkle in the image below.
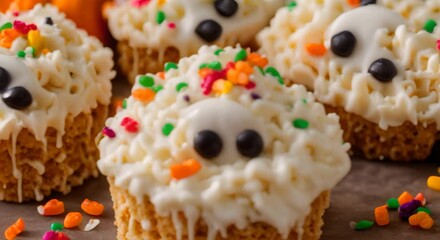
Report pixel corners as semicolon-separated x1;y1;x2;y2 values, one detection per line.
84;219;100;231
37;205;45;215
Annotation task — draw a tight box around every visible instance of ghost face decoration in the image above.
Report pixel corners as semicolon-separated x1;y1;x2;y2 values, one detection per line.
326;5;405;83
179;98;267;165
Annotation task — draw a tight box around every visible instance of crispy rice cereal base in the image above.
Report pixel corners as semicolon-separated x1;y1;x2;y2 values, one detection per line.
325;105;437;161
117;41;259;84
109;178;329;240
0;104;108;202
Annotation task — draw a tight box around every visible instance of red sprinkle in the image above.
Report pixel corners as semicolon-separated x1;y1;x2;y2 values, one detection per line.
102;127;116;138
245;81;256;89
131;0;151;7
437;40;440;50
201;69;227;95
121;117;138;133
167;22;176;29
13;20;37;34
12;11;20;17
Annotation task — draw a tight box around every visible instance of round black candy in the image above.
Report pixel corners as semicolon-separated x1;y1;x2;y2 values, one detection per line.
368;58;397;83
195;20;223;42
361;0;377;6
330;31;356;57
2;86;33;110
214;0;239;17
0;67;11;92
194;130;223;159
236;130;263;158
45;17;54;25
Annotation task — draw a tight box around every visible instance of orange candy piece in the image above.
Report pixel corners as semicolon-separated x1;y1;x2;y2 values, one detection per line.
170;159;202;180
234;61;254;75
305;43;327;56
132;88;155;103
81;198;105;216
227;69;249;86
64;212;83;229
414;192;426;206
246;53;268;68
346;0;360;7
4;218;25;240
0;29;22;49
374;205;389;226
398;191;413;205
38;199;65;216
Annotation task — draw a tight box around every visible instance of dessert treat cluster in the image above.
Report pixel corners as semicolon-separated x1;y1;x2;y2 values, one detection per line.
107;0;284;83
258;0;440;161
0;4;114;202
98;46;351;239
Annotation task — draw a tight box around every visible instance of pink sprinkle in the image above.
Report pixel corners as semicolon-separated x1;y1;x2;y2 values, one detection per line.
42;231;69;240
201;69;227;95
437;40;440;50
12;11;19;17
131;0;151;7
102;127;116;138
167;22;176;29
121;117;139;133
13;20;37;34
245;81;256;89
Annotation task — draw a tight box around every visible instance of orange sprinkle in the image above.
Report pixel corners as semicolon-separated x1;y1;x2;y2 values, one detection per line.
64;212;83;228
346;0;360;7
132;88;155;103
156;71;165;80
414;192;426;206
81;199;105;216
0;29;21;48
41;48;50;55
198;68;214;78
398;191;413;205
227;69;249;86
112;97;123;111
170;159;202;180
374;205;389;226
246;53;268;68
305;43;327;56
38;199;64;216
4;218;25;240
235;61;254;74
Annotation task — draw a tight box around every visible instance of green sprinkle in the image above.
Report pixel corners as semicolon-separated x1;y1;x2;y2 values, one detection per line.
122;99;127;109
208;61;222;70
176;82;189;92
151;85;164;93
293;118;309;129
349;220;374;230
50;222;64;231
156;11;166;24
199;63;209;69
162;123;174;136
16;50;26;58
214;49;224;56
424;19;437;33
0;22;12;31
234;49;247;62
417;207;431;215
265;67;284;85
287;1;297;11
302;98;308;104
257;66;265;75
386;198;399;209
139;75;155;87
25;47;35;57
164;62;178;72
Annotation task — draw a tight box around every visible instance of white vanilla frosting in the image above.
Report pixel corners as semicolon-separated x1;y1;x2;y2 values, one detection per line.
98;46;350;239
0;4;114;201
258;0;440;129
108;0;284;56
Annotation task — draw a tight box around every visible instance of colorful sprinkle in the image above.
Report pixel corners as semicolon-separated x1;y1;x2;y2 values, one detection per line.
131;0;151;7
138;75;155;87
286;1;297;11
183;95;190;102
4;218;25;240
176;82;189;92
423;19;437;33
247;53;268;68
346;0;360;7
84;219;100;232
349;220;374;230
265;66;284;85
386;197;399;209
122;99;127;109
201;61;222;70
152;85;164;93
214;49;224;56
170;159;202;180
212;79;233;94
162;123;174;136
0;22;12;31
156;11;166;24
234;49;247;62
64;212;83;229
81;199;105;216
305;43;327;56
132;88;155;103
0;29;21;48
250;92;261;100
50;222;63;231
437;40;440;51
293;118;309;129
102;127;116;138
37;199;65;216
164;62;177;72
156;71;165;79
13;20;37;35
121;117;139;133
28;30;43;52
42;231;70;240
167;22;176;29
427;176;440;191
16;50;26;58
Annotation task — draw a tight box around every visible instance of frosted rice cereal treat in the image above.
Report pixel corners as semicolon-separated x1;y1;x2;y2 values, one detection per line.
258;0;440;161
0;4;114;202
98;46;350;240
107;0;284;83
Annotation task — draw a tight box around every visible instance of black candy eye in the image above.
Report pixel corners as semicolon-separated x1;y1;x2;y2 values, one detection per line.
330;31;356;57
368;58;397;83
236;130;263;158
2;86;33;110
195;20;223;42
194;130;223;159
214;0;239;17
361;0;377;6
45;17;53;25
0;67;11;92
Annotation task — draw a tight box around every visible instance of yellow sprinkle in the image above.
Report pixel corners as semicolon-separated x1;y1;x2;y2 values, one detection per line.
157;0;166;6
427;176;440;191
212;79;233;95
28;30;43;52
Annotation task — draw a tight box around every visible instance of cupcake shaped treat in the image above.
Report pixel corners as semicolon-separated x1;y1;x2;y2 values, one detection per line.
258;0;440;161
0;4;114;202
98;46;350;239
107;0;284;83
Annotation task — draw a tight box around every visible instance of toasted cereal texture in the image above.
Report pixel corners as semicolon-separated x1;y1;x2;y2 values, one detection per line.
325;105;437;161
0;105;107;202
109;178;329;240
